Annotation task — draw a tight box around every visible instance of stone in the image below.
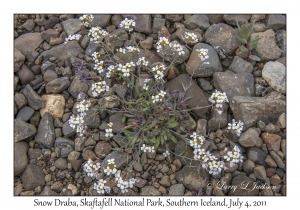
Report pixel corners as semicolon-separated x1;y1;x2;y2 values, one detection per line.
22;164;45;191
228;175;259;195
223;14;251;26
112;84;128;98
157;41;190;64
265;155;277;167
41;29;60;42
204;23;240;54
94;141;111;159
213;71;254;101
254;165;267;181
276;30;286;57
14;142;29;176
243;159;255;175
41;61;56;73
165;74;210;118
251;14;266;22
25;51;39;62
34;112;55;149
23;84;44;110
14;33;44;55
134;177;147;188
169;184;185;196
111;14;123;27
140;186;161;196
45;17;60;29
16;106;35;121
277;113;286;128
251;29;281;61
112;134;128;147
17;65;35;85
230;92;286;129
228;56;253;73
45;77;70;94
238;128;259;147
43;69;58;82
40;94;65;119
90;14;111;28
85;41;101;57
104;29;129;50
71;159;83;172
266;15;286;31
270;151;285;169
22;19;35;31
54;158;68;170
62;121;76;138
68;77;88;98
122;14;152;34
61;19;82;36
83;108;101;128
14;119;36;142
186;43;222;77
262;61;286;94
109;112;125;133
30;111;40;127
174;140;194;165
184;15;210;30
38;41;84;62
14;93;27;110
82;150;97;161
196;119;207;136
208;103;228;132
247;147;267;166
206;15;224;24
175;161;209;191
165;15;183;22
270;174;281;186
14;48;25;72
133;162;143;172
152;18;165;33
159;176;170;187
102;151;131;170
98;95;120;108
253;22;267;33
173;27;202;45
261;132;281;152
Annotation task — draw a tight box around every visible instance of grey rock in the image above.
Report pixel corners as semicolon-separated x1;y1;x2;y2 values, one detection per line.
43;70;58;82
45;17;60;29
22;164;45;191
173;27;202;45
208;103;228;132
14;48;25;72
111;14;123;27
238;128;259;147
112;134;128;147
140;37;153;49
204;23;240;54
247;147;267;166
102;151;131;170
270;151;285;169
14;93;27;110
253;22;267;33
41;61;56;72
54;158;68;170
14;119;36;142
265;155;277;167
175;161;209;191
34;112;55;148
254;165;267;181
169;184;185;196
243;159;255;175
98;95;120;108
61;19;82;36
85;41;101;57
251;14;266;22
122;14;152;34
196;119;207;136
25;50;39;62
206;14;224;24
14;33;44;55
223;14;251;26
165;14;183;22
75;138;85;151
197;78;213;91
134;177;147;188
83;107;101;128
264;123;280;133
159;176;170;187
186;43;222;77
229;56;253;73
51;182;64;193
255;84;266;96
22;19;35;31
157;40;190;64
140;186;161;196
184;14;210;30
16;106;35;121
38;41;84;62
276;30;286;57
17;65;35;85
109;112;125;133
68;77;88;98
213;71;254;101
90;14;111;28
262;61;286;94
133;162;143;172
41;29;60;42
94;141;111;159
104;29;129;50
228;175;259;195
45;77;70;94
14;142;29;175
23;84;44;110
62;120;76;138
251;29;281;61
80;35;90;49
152;18;165;33
165;74;210;118
30;111;41;127
174;140;194;165
230;92;286;129
266;15;286;31
112;84;128;98
277;113;286;129
82;150;97;161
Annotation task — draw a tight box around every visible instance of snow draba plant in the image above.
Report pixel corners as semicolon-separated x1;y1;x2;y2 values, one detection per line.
71;15;245;195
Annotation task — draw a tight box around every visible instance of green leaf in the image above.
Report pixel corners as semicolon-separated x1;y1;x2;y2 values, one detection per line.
249;55;261;61
170;135;178;144
236;28;248;40
155;137;161;148
149;137;156;144
249;35;259;50
130;136;138;147
168;120;179;128
239;45;248;55
236;35;247;44
122;115;126;123
123;129;132;136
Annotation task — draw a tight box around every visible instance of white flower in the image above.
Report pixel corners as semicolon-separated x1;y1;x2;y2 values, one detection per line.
119;18;135;31
91;81;109;97
108;159;115;164
116;48;126;54
141;144;147;152
163;150;170;157
79;15;94;27
196;48;209;61
209;90;229;112
147;146;155;153
126;46;140;53
136;57;149;66
83;159;101;178
105;128;113;138
183;32;198;44
152;90;166;103
228;119;244;137
108;122;113;128
88;27;108;43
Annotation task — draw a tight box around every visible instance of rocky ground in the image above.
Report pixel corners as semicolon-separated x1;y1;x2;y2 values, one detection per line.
14;14;286;196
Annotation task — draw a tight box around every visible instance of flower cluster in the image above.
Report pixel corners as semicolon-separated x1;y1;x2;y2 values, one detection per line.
104;159;117;175
119;18;135;32
224;145;244;167
142;78;151;90
189;132;205;148
105;122;114;138
136;57;149;67
94;179;111;195
92;52;101;62
183;32;198;44
115;171;136;193
88;27;109;43
69;100;91;136
209;90;229;108
141;144;156;153
117;62;136;77
152;90;166;103
79;14;94;27
196;48;209;62
156;37;170;52
83;159;101;178
170;43;185;55
94;61;104;73
64;34;81;44
227;119;244;137
151;64;166;81
163;150;170;157
126;46;140;53
91;81;109;97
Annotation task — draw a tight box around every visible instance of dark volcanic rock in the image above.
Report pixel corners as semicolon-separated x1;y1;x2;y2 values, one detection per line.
228;175;259;196
22;84;44;110
14;142;29;176
22;164;45;191
34;112;55;148
14;119;36;142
